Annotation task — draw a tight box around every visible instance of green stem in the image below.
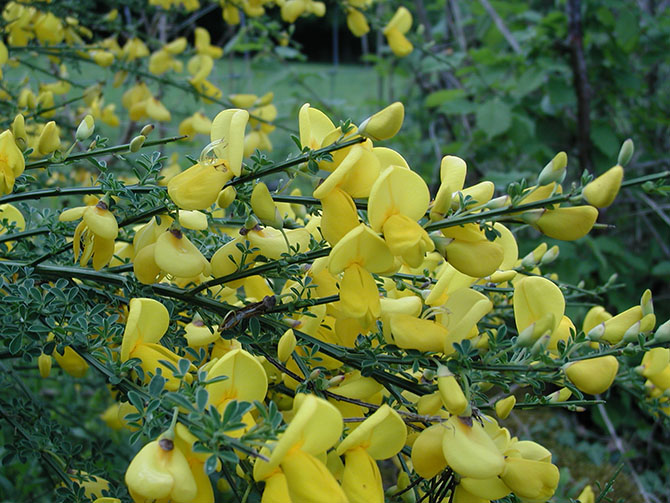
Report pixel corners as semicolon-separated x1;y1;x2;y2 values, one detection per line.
187;247;331;294
226;136;367;188
272;193;367;210
24;135;186;170
0;227;50;243
424;170;670;232
0;185;160;205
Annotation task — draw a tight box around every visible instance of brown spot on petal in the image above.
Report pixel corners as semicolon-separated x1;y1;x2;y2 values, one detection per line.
159;438;174;451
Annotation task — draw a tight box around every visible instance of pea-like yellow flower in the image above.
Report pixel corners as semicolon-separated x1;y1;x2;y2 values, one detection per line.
0;203;26;249
368;165;433;267
442;414;505;479
125;436;197;503
329;224;395;327
337;404;406;503
383;7;413;57
583;165;624;208
347;8;370;37
254;394;347;503
121;298;194;391
59;200;118;270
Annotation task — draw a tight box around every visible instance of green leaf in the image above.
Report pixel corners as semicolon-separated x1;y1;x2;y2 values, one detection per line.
204;455;219;475
476;98;512;139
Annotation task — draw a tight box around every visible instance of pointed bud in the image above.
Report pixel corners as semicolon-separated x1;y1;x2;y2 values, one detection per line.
436;366;468;416
521;243;547;268
540;245;560;266
641;289;653;316
495;395;516;420
277;328;297;363
75;114;95;141
37;121;61;155
652;319;670;343
547;387;572;403
217;186;237;209
38;354;52;378
140;124;155;137
537;151;567;186
587;322;606;342
617;138;634;167
251;182;283;228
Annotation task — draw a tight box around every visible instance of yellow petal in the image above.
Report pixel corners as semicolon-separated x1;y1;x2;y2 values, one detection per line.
121;298;169;360
410;424;448;479
154;229;208;278
564;356;619;395
210;109;249;176
341;447;383;503
583;165;623;208
501;457;560;501
328;224;394;274
368;166;430;232
206;348;268;406
442;415;505;479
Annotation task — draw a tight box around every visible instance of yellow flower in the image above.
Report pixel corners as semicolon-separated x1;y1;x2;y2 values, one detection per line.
347;8;370;37
120;298;194;391
368;165;433;267
442;415;505;479
522;205;599;241
328;224;395;326
383;7;413;57
0;130;25;196
125;436;197;503
209;108;249;177
513;276;565;347
59;200;118;270
37;121;61;156
168;159;234;210
0;203;26;249
583;165;624;208
254;395;347;503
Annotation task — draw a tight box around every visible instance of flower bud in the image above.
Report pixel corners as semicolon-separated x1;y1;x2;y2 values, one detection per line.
495;395;516;419
217;186;237;209
641;289;653;316
547;387;572;403
521;242;547;268
75;114;95;141
38;353;52;378
251;182;283;228
129;134;146;152
140;123;155;136
540;245;560;266
358;102;404;141
37;121;61;155
347;9;370;37
537;151;567;186
436;366;468;416
278;328;297;363
617;138;634;167
11;114;27;148
652;319;670;343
